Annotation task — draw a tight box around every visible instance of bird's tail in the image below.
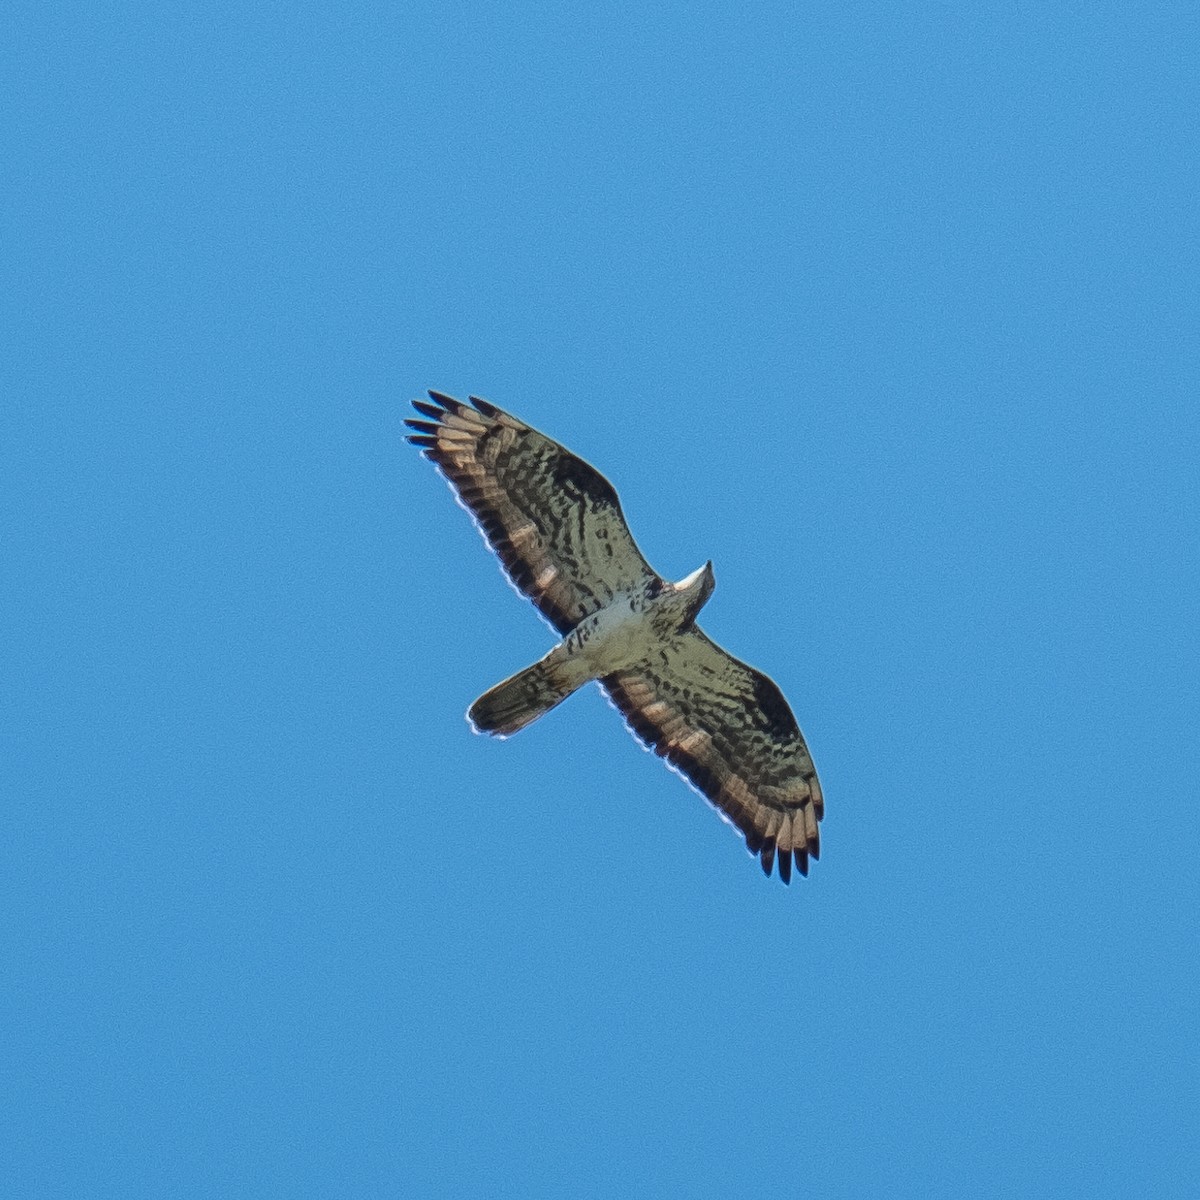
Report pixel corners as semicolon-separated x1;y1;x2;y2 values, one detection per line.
468;654;586;737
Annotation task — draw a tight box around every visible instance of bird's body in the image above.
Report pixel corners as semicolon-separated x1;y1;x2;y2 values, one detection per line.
407;392;823;883
566;561;713;675
468;561;714;737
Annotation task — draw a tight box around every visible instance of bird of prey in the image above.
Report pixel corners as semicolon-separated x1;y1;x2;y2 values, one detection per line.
406;392;823;882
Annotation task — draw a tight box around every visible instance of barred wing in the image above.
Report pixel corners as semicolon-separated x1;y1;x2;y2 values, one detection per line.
602;627;823;883
406;392;660;634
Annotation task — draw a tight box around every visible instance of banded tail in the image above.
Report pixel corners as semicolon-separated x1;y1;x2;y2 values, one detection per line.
468;655;587;737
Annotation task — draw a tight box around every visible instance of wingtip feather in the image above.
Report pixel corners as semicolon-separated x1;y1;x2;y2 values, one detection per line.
760;840;775;878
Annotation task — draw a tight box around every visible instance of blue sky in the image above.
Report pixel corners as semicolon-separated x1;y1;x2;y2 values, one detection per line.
4;3;1198;1196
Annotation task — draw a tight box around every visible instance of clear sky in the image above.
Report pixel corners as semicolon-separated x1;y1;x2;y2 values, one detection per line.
4;3;1198;1197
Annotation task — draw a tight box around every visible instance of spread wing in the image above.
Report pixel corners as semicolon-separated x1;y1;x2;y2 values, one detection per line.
406;392;660;634
601;627;823;884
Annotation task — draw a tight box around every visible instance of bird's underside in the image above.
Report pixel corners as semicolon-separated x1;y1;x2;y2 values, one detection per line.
406;391;823;883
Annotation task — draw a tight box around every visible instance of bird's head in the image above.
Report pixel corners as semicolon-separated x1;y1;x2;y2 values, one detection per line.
676;560;716;616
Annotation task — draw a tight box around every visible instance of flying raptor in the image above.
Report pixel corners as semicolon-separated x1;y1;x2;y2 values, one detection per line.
406;392;823;883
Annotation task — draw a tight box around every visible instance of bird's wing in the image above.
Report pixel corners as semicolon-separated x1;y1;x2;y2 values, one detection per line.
601;626;823;883
407;393;660;634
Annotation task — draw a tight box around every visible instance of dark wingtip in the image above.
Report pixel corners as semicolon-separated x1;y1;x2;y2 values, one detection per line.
795;848;809;877
469;395;498;417
412;400;444;420
404;419;438;434
760;840;775;878
777;850;792;885
407;435;436;448
427;390;459;411
809;837;820;862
